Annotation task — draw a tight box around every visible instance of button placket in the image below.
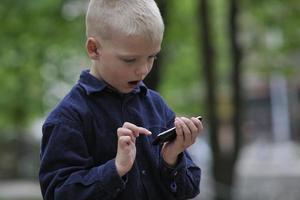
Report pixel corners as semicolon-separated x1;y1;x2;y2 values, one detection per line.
141;170;147;175
170;181;177;193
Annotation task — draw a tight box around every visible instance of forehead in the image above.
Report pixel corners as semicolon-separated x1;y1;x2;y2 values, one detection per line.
105;33;162;56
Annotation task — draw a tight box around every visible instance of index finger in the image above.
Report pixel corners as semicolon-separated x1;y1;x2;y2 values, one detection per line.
123;122;152;136
191;117;203;132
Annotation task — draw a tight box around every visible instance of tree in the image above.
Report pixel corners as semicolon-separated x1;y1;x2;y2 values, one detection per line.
143;0;168;90
0;0;86;177
198;0;242;199
198;0;224;199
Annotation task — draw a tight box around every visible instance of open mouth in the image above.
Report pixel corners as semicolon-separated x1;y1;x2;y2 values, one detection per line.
128;80;140;87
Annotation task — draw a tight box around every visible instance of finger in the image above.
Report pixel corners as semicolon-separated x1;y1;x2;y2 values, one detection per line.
181;117;198;134
123;122;152;136
191;117;203;134
117;127;136;143
174;118;184;142
176;117;191;142
177;117;193;144
182;117;201;143
136;127;152;136
118;135;134;148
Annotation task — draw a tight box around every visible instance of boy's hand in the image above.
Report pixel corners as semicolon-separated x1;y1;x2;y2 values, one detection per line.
115;122;151;177
161;117;203;166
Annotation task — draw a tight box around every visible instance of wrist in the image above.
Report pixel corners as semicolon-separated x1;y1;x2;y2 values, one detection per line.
115;161;127;177
161;147;179;167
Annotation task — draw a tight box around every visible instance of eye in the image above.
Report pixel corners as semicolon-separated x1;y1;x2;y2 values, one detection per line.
149;55;158;60
122;58;136;63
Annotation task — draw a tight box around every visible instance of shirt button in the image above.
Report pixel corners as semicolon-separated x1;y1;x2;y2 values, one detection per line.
170;182;177;193
141;170;147;175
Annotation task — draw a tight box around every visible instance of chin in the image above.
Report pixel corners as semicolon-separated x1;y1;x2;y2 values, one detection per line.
116;87;132;94
123;89;134;94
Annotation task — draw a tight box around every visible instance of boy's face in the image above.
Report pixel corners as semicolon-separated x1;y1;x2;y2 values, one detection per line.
89;33;161;93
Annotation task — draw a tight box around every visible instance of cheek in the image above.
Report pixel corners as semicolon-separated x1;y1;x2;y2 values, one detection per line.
102;59;123;76
148;64;153;71
112;66;132;80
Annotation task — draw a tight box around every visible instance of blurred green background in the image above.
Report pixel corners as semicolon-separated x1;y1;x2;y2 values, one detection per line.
0;0;300;200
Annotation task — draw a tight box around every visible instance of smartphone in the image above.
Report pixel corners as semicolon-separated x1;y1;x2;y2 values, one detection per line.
152;116;202;145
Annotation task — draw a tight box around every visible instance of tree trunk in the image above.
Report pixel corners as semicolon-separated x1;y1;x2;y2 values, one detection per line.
227;0;243;194
229;0;242;163
198;1;223;198
143;0;167;90
214;0;243;199
199;0;242;199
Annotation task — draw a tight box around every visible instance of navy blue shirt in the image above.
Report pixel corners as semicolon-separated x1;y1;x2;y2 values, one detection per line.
39;70;201;200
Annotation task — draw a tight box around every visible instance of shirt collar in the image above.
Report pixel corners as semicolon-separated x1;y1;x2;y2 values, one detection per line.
78;69;148;96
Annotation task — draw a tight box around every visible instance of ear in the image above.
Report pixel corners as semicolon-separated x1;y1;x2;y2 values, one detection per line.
86;37;101;60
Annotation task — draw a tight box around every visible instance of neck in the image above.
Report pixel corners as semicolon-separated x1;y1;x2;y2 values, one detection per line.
89;62;102;81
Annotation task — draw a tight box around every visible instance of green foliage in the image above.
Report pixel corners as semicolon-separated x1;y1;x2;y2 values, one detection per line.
160;0;300;117
0;0;86;129
241;0;300;77
159;0;204;116
0;0;299;130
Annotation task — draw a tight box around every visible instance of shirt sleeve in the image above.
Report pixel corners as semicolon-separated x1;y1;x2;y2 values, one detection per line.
149;91;201;199
159;151;201;199
39;121;127;200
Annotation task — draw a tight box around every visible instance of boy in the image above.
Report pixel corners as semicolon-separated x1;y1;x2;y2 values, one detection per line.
39;0;203;199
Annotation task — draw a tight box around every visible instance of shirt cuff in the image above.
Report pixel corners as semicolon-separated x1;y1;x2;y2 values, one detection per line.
160;153;186;193
162;153;186;175
96;159;127;197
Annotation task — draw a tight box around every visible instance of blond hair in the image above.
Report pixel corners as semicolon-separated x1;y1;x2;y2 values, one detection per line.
86;0;164;43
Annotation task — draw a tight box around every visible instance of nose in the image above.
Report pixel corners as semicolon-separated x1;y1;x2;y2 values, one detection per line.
135;62;150;77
